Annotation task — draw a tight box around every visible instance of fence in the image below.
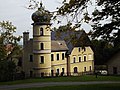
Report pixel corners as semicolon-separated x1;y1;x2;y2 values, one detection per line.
24;71;94;78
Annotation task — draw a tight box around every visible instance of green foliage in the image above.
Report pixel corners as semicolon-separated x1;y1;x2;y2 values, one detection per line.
92;0;120;48
0;21;22;45
57;0;89;15
56;0;120;49
0;21;22;81
0;44;7;60
0;21;22;60
0;60;16;81
91;39;115;65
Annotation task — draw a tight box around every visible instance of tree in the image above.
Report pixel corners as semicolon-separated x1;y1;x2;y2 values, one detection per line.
56;0;120;48
91;39;114;65
0;21;21;60
92;0;120;48
0;60;16;81
0;21;22;81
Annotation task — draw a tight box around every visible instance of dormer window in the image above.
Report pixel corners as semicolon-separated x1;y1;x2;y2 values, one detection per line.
40;27;43;36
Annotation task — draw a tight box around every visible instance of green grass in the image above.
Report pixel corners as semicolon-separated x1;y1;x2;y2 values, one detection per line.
0;75;120;85
16;83;120;90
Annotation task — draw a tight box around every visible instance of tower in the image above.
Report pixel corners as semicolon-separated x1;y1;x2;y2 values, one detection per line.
31;3;52;77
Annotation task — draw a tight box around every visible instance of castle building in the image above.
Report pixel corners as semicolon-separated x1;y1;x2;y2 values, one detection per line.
23;4;94;77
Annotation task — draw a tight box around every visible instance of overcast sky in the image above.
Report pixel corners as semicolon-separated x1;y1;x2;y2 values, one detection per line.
0;0;92;44
0;0;62;38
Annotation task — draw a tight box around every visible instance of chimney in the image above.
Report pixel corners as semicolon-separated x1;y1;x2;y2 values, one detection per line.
23;32;29;46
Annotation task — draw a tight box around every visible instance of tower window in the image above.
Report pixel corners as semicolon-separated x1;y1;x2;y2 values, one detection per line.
40;27;43;36
40;43;44;50
40;56;44;64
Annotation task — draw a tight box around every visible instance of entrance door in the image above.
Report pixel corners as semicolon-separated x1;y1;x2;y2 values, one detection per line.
74;67;78;73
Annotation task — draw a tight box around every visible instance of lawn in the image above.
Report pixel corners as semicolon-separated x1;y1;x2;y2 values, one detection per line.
0;75;120;85
16;83;120;90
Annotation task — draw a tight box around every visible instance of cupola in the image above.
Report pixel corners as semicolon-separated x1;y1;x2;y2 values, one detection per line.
32;3;52;25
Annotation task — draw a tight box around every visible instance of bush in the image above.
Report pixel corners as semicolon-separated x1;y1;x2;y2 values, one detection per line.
0;60;16;82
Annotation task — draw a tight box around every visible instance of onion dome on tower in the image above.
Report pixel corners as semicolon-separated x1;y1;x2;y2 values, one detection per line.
32;2;52;25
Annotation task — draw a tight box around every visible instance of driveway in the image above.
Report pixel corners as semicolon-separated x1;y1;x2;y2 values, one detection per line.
0;81;120;90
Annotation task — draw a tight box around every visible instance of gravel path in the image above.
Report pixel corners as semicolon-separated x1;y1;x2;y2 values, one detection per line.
0;81;120;90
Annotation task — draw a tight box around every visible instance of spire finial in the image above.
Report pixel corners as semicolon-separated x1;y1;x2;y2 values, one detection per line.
40;1;43;8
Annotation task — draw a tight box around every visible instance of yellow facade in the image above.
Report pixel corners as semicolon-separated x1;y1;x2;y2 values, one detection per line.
69;47;94;75
51;51;67;76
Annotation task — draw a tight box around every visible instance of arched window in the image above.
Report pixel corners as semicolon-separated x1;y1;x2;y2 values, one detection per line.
40;27;43;36
74;67;78;73
40;43;44;50
84;55;86;62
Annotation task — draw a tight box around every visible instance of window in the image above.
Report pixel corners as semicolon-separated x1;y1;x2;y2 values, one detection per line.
73;57;76;63
74;67;78;73
79;57;81;62
57;54;59;60
62;68;64;73
40;43;44;50
84;56;86;62
51;54;54;61
30;55;33;62
40;56;44;64
78;47;81;52
57;69;59;74
84;47;86;51
40;27;43;36
88;54;92;60
84;67;86;72
62;53;65;60
90;66;92;71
